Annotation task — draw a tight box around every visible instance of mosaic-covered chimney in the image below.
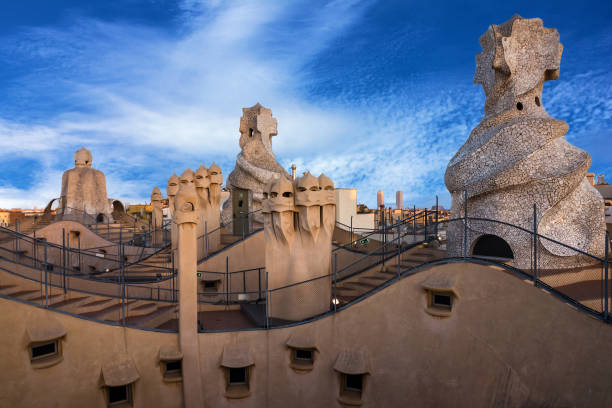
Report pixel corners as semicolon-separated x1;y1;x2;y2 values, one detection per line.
444;15;606;269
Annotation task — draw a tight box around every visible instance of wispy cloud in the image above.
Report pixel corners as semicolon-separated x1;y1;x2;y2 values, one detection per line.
0;1;610;210
0;0;373;206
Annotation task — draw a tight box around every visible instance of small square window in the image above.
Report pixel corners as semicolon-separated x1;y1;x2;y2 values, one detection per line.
289;347;316;371
293;349;313;363
228;367;247;385
343;374;363;393
224;366;251;398
339;373;365;403
30;340;58;362
107;384;132;406
204;281;218;290
430;292;452;310
163;360;182;380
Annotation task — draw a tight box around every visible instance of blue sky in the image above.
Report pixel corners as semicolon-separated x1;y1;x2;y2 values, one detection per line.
0;0;610;209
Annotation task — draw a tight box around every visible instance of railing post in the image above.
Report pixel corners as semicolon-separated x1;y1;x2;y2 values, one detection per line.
243;269;246;294
333;253;338;312
265;271;270;329
397;217;401;279
205;221;209;258
463;190;468;258
39;237;43;302
435;195;439;238
381;209;385;266
533;204;537;287
350;216;353;247
66;232;70;293
604;231;609;321
258;268;262;301
172;249;176;302
413;205;416;243
33;230;37;269
120;227;125;325
424;209;428;240
44;240;48;308
15;219;19;255
77;233;81;274
226;256;229;306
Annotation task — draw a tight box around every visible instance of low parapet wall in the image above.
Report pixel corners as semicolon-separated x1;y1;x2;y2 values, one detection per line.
2;261;611;407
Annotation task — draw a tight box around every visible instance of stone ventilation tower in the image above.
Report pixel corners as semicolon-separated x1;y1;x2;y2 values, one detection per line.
59;147;111;221
150;187;163;246
263;172;336;321
224;103;289;223
444;15;606;269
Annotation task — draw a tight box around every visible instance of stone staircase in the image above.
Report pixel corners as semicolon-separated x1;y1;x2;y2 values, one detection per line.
88;223;138;243
0;219;52;243
0;272;179;329
335;245;445;304
93;247;173;282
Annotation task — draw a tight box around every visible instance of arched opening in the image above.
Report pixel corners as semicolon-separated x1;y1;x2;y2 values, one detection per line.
96;213;105;223
472;234;514;259
112;201;125;214
43;198;59;214
42;198;59;222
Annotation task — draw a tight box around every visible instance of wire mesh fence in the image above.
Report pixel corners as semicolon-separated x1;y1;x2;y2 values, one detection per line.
195;210;263;261
1;195;610;333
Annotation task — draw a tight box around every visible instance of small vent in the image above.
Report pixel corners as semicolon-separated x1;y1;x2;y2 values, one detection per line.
229;367;247;385
31;341;57;360
107;384;131;405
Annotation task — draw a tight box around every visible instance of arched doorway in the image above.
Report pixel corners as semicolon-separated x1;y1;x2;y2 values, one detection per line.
472;234;514;259
112;200;126;222
96;213;105;223
112;201;125;215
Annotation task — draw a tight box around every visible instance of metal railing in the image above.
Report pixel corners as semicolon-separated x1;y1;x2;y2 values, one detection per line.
0;193;609;333
192;194;609;331
5;206;173;248
196;209;263;262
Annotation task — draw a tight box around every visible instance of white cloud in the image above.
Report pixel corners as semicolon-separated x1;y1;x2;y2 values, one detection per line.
0;1;610;211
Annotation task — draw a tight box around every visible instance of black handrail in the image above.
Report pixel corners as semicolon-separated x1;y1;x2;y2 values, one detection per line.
1;205;609;332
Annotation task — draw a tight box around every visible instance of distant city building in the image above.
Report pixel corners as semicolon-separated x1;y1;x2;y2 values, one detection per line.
593;174;611;226
127;204;153;222
0;208;46;227
396;191;403;210
0;210;8;227
376;190;384;208
335;188;375;231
